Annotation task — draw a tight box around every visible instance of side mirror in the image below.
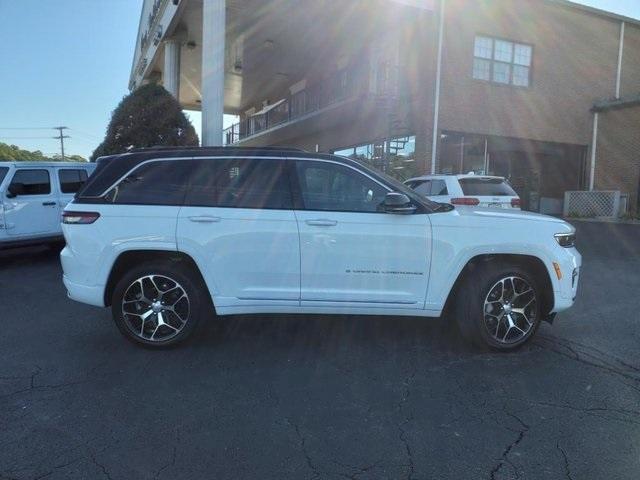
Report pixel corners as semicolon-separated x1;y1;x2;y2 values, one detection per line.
384;192;416;215
6;184;22;198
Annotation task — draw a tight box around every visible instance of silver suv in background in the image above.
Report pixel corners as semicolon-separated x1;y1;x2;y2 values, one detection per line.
405;174;521;209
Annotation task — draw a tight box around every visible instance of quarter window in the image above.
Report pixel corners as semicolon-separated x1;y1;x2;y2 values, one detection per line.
59;169;88;194
186;159;292;210
9;169;51;195
473;36;532;87
107;160;193;205
295;161;387;213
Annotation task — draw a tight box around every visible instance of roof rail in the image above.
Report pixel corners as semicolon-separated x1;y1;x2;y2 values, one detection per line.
127;145;307;154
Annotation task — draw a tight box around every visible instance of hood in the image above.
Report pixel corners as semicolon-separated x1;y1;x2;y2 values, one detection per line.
456;206;565;222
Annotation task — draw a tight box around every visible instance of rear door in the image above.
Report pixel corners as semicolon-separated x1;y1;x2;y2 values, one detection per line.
177;157;300;308
4;168;60;237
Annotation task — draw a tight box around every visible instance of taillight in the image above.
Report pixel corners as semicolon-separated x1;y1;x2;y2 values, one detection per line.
511;198;522;208
62;211;100;224
451;197;480;206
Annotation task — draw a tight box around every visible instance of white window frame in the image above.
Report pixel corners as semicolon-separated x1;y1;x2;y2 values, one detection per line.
473;35;533;88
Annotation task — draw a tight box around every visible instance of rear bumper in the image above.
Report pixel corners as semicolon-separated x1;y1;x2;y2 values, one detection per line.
63;274;105;308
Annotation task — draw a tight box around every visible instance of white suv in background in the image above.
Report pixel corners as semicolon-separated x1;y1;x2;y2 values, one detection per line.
405;174;521;209
0;161;95;249
60;147;580;351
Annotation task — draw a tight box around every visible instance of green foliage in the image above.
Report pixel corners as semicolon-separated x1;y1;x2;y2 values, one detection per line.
91;84;199;161
0;142;86;162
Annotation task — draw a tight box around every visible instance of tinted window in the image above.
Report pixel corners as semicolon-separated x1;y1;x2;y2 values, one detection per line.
10;169;50;195
59;169;89;193
412;180;432;196
296;161;387;213
431;180;448;195
186;159;292;209
107;160;193;205
0;167;8;185
459;178;517;196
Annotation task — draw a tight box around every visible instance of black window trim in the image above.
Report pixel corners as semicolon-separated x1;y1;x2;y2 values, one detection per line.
82;154;435;213
10;168;52;196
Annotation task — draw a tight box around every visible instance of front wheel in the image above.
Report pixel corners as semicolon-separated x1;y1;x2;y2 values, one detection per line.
111;261;208;348
454;263;542;351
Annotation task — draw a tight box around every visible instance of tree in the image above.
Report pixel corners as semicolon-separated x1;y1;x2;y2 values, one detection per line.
0;142;86;162
91;84;199;161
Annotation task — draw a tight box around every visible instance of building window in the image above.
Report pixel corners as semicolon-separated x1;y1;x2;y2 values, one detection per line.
473;36;532;87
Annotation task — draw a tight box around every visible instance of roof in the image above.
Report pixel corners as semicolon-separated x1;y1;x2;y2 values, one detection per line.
547;0;640;27
81;146;339;198
592;93;640;113
0;161;94;168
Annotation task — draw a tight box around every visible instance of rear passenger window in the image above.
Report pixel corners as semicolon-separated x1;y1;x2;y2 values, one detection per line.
431;180;448;195
107;160;194;205
413;180;432;196
9;169;50;195
186;159;292;210
59;169;88;193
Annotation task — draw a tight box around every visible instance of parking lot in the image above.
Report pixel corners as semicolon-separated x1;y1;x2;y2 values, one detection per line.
0;221;639;480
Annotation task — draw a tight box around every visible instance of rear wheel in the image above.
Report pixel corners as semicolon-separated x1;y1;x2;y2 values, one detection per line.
111;261;208;348
454;263;542;351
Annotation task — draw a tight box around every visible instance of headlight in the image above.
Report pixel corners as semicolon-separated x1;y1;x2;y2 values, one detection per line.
554;232;576;248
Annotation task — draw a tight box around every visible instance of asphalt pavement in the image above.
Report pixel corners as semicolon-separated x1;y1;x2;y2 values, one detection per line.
1;221;639;480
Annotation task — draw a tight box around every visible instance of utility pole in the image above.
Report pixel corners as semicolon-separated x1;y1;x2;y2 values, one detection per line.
53;126;70;161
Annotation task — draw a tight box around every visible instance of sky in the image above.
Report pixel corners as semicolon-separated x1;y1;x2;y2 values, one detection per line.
0;0;638;160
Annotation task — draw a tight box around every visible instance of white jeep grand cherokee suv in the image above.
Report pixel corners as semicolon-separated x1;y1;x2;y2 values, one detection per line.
61;147;581;350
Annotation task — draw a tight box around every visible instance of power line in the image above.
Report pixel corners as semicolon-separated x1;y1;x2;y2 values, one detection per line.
0;127;55;130
0;136;56;140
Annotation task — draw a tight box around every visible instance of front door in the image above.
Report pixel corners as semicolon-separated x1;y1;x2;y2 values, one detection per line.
4;168;60;237
293;160;431;308
177;158;300;308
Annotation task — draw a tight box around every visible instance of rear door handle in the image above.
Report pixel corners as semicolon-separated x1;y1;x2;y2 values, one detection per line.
42;201;56;206
188;216;221;223
305;219;338;227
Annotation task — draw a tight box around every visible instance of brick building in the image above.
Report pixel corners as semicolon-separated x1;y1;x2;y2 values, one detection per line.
131;0;640;212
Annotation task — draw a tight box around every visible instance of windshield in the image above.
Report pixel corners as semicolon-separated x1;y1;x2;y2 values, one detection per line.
0;167;8;186
459;177;517;196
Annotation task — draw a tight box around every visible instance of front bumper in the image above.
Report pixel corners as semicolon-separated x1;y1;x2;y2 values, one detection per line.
551;248;581;313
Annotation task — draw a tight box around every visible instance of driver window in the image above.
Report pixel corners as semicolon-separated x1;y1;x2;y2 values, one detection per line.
295;161;387;213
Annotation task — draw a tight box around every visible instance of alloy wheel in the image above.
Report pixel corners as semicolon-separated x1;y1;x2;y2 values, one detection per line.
121;275;190;342
483;276;537;345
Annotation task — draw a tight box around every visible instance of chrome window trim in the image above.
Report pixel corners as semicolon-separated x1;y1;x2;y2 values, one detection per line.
95;155;394;199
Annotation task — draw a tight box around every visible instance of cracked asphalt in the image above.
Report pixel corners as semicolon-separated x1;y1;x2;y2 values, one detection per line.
1;221;639;480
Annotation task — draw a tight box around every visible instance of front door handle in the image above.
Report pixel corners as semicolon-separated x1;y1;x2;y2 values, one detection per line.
42;201;56;206
305;219;338;227
188;216;221;223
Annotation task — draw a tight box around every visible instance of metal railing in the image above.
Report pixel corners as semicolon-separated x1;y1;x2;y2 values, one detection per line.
223;68;363;145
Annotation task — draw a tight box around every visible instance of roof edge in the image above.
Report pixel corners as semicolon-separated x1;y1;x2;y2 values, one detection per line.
546;0;640;27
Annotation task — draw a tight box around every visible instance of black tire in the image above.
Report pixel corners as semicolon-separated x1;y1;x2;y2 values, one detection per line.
111;261;209;348
453;262;542;351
